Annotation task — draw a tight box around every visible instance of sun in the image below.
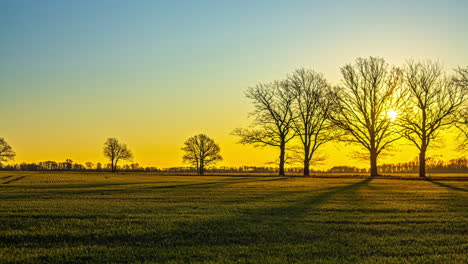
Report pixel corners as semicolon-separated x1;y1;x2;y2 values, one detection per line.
387;109;398;121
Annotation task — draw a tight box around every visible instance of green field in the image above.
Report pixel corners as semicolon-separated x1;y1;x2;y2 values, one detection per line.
0;172;466;263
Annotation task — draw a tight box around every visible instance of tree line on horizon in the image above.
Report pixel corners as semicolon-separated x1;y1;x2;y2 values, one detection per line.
0;57;467;177
1;156;466;175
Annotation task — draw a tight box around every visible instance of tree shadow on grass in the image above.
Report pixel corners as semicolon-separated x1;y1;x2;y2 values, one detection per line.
0;179;374;246
0;177;283;200
425;179;467;192
8;177;462;263
2;176;27;184
246;178;373;219
4;177;466;263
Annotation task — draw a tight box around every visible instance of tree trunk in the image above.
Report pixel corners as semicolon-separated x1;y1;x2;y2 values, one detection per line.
303;158;310;176
303;145;310;176
199;160;204;175
419;148;426;178
279;142;286;176
370;151;378;177
111;160;115;172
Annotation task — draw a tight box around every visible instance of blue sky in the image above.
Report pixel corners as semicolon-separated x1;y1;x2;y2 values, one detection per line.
1;0;467;167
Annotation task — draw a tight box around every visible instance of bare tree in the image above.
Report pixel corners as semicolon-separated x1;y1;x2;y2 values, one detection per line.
286;68;335;176
233;81;295;176
454;66;468;149
399;61;467;177
0;138;16;164
182;134;222;175
103;138;133;172
331;57;404;177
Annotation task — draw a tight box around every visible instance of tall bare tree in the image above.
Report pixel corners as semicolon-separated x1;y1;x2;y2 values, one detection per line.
399;61;467;177
0;138;16;164
331;57;403;177
182;134;222;175
454;66;468;149
103;138;133;172
233;81;295;176
286;68;334;176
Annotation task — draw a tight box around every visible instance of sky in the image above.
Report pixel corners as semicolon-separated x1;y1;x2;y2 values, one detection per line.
1;0;467;169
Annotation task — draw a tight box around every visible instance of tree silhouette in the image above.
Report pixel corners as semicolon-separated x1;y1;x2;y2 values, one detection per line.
286;68;335;176
399;61;467;177
454;66;468;149
233;81;295;176
182;134;222;175
103;138;133;172
331;57;404;177
85;162;94;170
0;138;16;164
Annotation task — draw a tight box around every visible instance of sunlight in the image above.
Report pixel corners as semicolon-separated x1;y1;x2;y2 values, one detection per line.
387;109;398;121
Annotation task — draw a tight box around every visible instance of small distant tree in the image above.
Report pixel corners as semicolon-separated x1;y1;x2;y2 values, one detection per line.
65;159;73;170
130;163;143;171
399;61;466;177
103;138;133;172
182;134;222;175
85;162;94;170
0;138;16;164
233;81;295;176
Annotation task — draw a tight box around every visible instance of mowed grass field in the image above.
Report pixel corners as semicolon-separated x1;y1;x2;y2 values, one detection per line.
0;172;466;263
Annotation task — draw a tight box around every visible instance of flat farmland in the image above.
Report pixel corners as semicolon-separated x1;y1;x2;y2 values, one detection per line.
0;172;466;263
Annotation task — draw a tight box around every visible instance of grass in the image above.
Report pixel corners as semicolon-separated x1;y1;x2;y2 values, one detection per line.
0;171;466;263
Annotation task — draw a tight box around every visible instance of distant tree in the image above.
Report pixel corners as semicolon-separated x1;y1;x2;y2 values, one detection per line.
331;57;404;177
233;81;295;176
182;134;222;175
85;162;94;170
65;159;73;170
72;163;84;171
399;61;466;177
0;138;16;164
103;138;133;172
41;161;58;170
130;163;141;171
286;68;335;176
96;162;103;171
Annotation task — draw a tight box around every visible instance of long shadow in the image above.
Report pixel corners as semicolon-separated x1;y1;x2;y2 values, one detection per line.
4;177;467;263
0;179;374;248
0;177;279;200
0;181;180;189
249;178;373;219
2;176;27;184
0;175;13;180
425;178;468;192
